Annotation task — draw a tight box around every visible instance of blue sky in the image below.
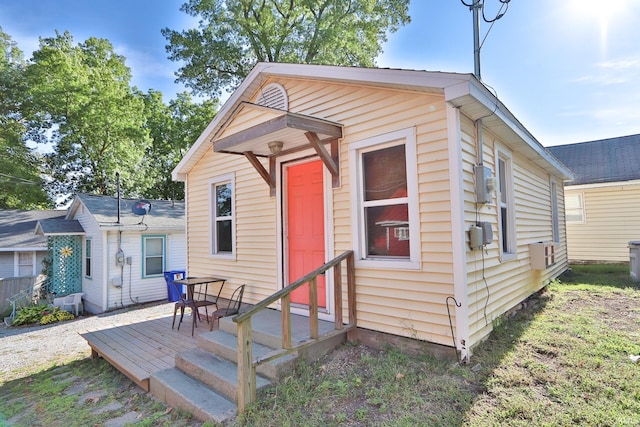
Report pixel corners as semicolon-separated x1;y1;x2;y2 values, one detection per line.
1;0;639;146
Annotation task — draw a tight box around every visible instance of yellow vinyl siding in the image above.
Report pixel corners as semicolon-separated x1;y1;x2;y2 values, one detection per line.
184;74;567;353
461;116;568;349
565;183;640;262
269;77;457;346
186;149;278;304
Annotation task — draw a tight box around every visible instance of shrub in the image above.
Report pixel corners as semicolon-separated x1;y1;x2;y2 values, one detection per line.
41;309;75;325
12;304;75;326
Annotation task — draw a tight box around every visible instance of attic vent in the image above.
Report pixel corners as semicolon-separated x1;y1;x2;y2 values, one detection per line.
255;83;288;110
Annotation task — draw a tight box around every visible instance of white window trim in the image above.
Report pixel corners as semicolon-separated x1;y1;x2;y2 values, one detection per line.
209;173;236;260
566;192;585;224
14;251;36;277
551;178;560;243
496;147;516;261
85;238;92;279
142;235;166;278
349;127;420;270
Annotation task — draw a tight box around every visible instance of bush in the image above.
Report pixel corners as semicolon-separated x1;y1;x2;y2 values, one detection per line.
41;309;75;325
12;304;75;326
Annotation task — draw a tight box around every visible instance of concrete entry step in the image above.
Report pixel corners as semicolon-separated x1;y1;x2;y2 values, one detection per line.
219;307;338;348
150;367;237;424
175;347;271;403
197;330;298;381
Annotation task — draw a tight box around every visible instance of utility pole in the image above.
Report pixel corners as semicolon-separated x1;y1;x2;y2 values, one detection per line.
472;0;482;80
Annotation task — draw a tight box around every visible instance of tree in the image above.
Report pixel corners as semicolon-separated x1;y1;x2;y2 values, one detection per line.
25;32;151;204
0;27;50;209
140;90;218;200
163;0;411;97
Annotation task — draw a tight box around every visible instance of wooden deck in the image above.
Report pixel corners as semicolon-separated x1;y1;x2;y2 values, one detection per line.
81;305;215;391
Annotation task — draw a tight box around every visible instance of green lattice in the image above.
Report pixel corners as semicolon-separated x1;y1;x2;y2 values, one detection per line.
46;235;82;296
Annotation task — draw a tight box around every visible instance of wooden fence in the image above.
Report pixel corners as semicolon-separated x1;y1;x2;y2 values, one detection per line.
0;275;46;315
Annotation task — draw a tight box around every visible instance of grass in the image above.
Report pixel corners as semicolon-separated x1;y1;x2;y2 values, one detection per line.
1;264;639;426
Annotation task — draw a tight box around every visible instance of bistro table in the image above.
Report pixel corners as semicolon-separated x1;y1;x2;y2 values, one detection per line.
173;276;226;335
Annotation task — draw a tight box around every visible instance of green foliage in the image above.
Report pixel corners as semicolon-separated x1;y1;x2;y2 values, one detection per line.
162;0;411;96
12;304;74;326
41;309;75;325
139;90;218;200
25;31;152;203
0;26;50;209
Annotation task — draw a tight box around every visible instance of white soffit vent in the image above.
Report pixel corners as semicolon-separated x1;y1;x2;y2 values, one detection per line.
255;83;288;110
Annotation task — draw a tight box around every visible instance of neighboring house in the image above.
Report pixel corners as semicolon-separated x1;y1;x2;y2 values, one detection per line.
35;193;185;313
548;134;640;263
172;63;573;361
0;209;66;278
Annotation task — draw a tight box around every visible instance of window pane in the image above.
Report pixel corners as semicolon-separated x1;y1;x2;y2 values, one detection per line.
216;183;232;217
365;204;410;257
217;220;232;252
499;158;507;204
146;256;163;275
146;238;163;256
363;145;407;201
85;240;91;277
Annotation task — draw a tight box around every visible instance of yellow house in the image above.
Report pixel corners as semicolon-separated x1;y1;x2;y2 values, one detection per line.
549;134;640;263
173;63;573;361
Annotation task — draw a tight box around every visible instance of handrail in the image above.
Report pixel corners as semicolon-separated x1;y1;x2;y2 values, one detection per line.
233;250;356;413
233;250;354;324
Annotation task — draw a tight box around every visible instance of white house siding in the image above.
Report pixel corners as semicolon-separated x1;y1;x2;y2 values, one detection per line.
0;252;13;278
72;204;105;313
460;115;568;349
565;183;640;262
101;230;185;311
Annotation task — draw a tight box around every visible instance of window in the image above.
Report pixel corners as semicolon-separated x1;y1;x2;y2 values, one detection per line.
210;174;235;258
350;128;420;269
142;235;165;277
17;252;34;276
551;180;560;243
85;239;92;278
497;150;515;257
566;193;585;223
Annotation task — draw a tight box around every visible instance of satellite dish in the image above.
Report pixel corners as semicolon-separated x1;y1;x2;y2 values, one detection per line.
132;200;152;216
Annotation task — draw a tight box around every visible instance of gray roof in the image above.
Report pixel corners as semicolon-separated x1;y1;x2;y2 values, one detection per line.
0;210;66;250
548;134;640;186
36;218;84;235
75;193;184;229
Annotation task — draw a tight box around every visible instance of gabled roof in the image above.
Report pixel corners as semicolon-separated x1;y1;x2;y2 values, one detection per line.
69;193;185;230
0;209;66;250
548;134;640;186
173;62;572;182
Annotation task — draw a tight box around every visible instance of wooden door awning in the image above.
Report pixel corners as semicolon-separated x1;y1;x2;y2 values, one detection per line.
212;103;343;194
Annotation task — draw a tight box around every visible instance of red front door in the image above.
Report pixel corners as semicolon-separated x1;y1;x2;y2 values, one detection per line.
287;160;326;308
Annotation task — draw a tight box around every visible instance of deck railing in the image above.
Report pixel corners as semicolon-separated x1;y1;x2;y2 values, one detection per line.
233;250;356;412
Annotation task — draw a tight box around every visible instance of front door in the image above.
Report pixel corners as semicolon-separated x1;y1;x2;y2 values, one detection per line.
286;159;326;308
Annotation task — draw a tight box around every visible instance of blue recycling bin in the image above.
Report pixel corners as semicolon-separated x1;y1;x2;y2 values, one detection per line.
164;270;185;302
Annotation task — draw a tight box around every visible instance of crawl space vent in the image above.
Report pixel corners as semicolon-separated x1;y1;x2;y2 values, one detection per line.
255;83;288;110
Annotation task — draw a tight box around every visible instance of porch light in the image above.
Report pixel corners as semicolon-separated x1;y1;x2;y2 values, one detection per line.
268;140;284;155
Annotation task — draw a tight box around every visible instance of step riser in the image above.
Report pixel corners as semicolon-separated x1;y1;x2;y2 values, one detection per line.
149;368;237;424
197;332;298;381
176;354;238;403
219;317;282;348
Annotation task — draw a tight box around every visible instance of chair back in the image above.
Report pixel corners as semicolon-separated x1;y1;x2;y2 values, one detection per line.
171;280;188;303
225;284;245;315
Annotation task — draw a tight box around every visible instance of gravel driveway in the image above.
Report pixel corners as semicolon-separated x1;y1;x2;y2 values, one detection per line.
0;301;174;383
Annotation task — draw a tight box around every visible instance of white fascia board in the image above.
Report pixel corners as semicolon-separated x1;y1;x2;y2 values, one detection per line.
0;247;45;252
565;179;640;190
445;78;574;181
